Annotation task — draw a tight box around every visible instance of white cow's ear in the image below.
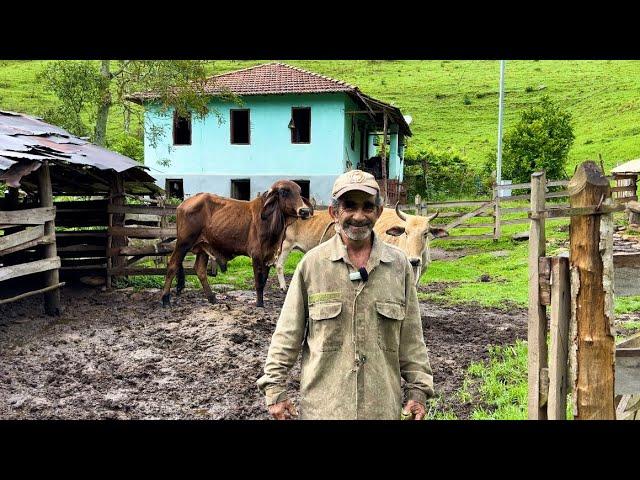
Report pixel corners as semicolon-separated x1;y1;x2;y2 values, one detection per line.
429;227;448;238
385;226;405;237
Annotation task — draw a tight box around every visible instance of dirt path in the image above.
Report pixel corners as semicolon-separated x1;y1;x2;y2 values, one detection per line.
0;279;528;419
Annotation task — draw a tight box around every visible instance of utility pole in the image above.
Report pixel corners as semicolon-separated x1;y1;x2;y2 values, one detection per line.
496;60;506;185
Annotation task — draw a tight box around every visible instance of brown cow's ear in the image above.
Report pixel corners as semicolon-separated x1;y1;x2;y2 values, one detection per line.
261;190;278;220
302;196;314;215
429;227;448;238
386;226;405;237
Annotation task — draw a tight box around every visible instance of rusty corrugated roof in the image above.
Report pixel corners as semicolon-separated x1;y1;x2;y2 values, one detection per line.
0;110;161;194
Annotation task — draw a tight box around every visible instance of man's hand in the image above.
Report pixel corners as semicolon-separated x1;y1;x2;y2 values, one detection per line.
268;399;299;420
401;399;426;420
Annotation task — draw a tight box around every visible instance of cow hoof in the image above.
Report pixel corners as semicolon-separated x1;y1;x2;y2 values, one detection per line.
207;296;217;304
256;301;265;308
162;294;171;307
176;286;184;296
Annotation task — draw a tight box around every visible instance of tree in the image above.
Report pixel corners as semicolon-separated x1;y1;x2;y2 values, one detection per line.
38;60;234;159
494;96;575;183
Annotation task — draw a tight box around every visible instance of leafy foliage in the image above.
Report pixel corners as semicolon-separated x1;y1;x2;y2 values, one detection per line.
405;147;485;201
485;96;575;183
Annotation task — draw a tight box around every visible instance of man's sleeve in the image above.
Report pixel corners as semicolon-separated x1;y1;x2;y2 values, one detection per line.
256;260;308;406
399;260;435;406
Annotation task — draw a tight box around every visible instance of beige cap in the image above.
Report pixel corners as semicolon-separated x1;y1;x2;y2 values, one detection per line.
331;169;380;199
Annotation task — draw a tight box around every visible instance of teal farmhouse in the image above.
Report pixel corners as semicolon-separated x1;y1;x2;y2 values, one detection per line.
128;63;412;205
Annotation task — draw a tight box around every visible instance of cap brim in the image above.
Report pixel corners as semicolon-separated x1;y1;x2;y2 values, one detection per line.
333;184;379;198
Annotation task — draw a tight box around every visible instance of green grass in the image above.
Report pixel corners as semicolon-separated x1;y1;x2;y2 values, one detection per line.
2;60;640;173
459;340;574;420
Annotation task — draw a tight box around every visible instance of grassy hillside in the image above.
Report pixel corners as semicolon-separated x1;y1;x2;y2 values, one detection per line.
1;60;639;175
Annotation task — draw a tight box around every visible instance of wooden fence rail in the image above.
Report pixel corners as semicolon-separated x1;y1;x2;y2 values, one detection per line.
408;175;636;242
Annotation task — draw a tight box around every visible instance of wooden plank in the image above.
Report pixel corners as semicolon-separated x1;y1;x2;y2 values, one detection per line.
457;223;495;229
437;234;494;241
425;200;491;208
528;171;548;420
56;230;108;238
444;201;494;231
108;205;177;215
501;217;531;226
0;282;65;305
548;257;570;419
502;207;531;214
57;244;106;253
107;267;197;276
0;234;55;256
108;242;175;256
0;257;61;282
496;181;533;191
611;186;637;193
108;226;177;238
0;225;44;253
615;351;640;396
0;207;55;225
548;180;570;187
538;257;552;306
569;161;616;419
502;191;568;202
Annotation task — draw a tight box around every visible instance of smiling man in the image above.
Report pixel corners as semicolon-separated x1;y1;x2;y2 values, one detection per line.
257;170;434;420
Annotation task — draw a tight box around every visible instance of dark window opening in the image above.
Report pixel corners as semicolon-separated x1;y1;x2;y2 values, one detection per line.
231;109;250;144
165;178;184;200
173;111;191;145
290;107;311;143
292;180;310;199
231;179;250;200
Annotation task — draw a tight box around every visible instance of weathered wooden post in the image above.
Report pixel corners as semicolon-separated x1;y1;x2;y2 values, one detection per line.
493;182;501;241
37;161;61;315
547;256;570;419
568;161;616;419
107;172;127;288
528;171;547;419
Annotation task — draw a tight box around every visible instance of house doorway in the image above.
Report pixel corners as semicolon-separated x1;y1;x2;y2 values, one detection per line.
231;179;251;200
292;180;310;199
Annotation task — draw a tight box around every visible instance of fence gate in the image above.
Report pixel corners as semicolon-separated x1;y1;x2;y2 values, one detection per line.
528;161;640;420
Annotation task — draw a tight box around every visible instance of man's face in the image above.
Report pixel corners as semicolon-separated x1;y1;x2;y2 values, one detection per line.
329;190;383;241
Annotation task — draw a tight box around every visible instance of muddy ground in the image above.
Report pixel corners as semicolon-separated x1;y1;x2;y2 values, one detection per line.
0;266;530;419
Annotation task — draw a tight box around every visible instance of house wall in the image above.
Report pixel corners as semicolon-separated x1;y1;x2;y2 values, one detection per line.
143;93;349;204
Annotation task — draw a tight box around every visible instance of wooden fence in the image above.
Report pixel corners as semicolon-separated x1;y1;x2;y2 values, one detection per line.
410;175;637;241
527;163;640;420
106;200;185;287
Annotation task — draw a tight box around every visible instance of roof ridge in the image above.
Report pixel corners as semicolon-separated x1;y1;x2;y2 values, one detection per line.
274;63;356;89
207;62;275;81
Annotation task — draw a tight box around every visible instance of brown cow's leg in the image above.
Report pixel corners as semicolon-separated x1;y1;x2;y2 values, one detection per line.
161;240;192;307
252;258;267;308
194;252;216;304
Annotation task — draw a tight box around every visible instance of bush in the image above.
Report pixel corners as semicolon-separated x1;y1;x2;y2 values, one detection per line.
405;147;485;201
484;96;575;183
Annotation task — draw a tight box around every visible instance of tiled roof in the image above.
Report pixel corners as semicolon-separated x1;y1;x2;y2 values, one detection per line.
131;63;355;100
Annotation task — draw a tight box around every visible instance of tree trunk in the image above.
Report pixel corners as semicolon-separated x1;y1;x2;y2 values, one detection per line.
94;60;112;146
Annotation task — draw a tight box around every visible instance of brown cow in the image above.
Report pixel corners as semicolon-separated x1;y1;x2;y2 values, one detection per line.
161;180;313;308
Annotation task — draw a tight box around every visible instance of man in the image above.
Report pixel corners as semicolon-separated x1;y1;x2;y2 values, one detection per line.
256;170;434;420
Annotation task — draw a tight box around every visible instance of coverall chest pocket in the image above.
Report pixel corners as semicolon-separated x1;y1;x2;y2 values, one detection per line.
376;301;405;352
308;301;343;352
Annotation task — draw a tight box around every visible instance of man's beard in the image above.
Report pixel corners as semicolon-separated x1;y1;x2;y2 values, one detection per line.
338;220;373;241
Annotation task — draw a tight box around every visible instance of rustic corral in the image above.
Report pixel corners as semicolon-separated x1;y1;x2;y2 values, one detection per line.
0;111;161;312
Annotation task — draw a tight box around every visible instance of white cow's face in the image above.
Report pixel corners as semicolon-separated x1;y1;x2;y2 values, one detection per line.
384;210;448;282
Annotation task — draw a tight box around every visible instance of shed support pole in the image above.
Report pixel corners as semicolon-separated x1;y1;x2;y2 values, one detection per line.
108;172;127;289
381;111;388;204
37;161;61;316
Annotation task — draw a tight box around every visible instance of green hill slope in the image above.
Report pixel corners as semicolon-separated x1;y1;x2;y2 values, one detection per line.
1;60;639;175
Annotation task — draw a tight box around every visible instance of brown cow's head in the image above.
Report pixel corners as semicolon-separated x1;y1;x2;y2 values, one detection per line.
383;204;448;283
260;180;314;245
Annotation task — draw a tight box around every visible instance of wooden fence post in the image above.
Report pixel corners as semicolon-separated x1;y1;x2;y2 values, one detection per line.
37;161;61;316
568;161;616;419
108;172;126;288
548;256;570;419
528;171;547;419
493;182;501;240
